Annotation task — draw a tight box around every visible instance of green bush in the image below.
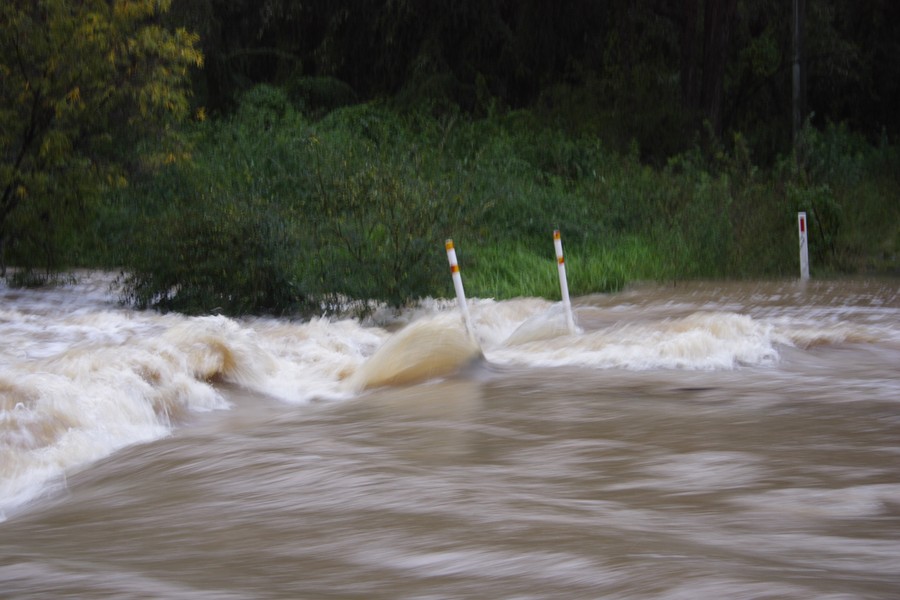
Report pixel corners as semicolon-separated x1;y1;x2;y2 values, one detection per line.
109;90;483;315
112;87;312;314
788;123;900;273
284;75;357;116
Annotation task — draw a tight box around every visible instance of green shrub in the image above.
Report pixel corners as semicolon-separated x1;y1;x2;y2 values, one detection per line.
114;87;316;315
285;75;357;116
110;91;484;315
787;123;900;273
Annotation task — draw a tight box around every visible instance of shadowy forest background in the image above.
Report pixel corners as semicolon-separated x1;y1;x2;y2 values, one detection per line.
2;0;898;316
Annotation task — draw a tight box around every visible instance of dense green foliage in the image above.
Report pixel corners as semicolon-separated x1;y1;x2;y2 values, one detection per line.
2;1;898;313
1;0;201;279
105;87;477;314
98;89;898;315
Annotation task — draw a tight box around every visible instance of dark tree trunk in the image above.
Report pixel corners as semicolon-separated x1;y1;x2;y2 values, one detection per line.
681;0;701;110
792;0;806;145
681;0;737;136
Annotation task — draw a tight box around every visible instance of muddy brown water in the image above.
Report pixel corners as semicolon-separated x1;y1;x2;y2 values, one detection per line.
1;275;898;599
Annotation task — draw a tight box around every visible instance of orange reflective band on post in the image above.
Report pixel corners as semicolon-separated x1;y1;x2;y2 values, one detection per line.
552;229;576;334
445;238;475;337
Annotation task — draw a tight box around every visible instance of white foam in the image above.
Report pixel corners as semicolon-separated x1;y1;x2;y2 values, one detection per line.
485;311;782;370
3;275;897;515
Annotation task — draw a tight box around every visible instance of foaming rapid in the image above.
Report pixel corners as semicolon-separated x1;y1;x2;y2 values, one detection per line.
487;309;783;370
348;314;482;391
0;275;383;517
0;313;323;516
2;273;897;516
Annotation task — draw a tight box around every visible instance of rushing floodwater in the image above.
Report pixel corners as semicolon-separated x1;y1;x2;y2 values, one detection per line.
1;273;899;599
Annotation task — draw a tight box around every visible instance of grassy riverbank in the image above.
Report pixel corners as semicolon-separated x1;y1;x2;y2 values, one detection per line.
36;87;900;314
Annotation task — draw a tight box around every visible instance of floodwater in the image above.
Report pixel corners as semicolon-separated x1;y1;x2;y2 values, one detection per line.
1;273;899;599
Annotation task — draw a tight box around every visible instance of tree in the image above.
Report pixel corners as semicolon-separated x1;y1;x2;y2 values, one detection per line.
0;0;202;276
680;0;739;136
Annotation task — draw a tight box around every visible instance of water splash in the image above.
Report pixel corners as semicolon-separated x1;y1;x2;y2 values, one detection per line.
3;274;896;516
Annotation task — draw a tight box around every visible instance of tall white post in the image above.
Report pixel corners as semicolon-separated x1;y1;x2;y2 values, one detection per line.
553;230;576;334
445;239;476;338
798;211;810;280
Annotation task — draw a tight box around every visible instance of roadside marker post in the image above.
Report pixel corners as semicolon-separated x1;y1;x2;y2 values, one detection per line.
553;230;577;334
798;212;810;280
445;239;476;339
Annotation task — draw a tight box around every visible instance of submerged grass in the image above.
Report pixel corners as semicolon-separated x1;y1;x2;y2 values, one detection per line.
463;237;654;300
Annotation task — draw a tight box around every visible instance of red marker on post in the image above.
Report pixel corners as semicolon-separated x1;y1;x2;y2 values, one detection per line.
798;212;810;279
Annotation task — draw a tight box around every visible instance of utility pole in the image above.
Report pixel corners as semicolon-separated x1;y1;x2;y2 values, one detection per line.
792;0;806;145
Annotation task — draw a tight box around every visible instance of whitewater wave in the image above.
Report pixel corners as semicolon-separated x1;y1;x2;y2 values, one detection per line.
486;310;784;370
3;275;896;517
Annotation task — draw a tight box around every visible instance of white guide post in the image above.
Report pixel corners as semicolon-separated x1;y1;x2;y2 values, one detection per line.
798;211;810;280
553;230;577;334
445;239;476;338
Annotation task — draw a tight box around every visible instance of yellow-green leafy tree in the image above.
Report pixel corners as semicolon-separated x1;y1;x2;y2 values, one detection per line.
0;0;202;277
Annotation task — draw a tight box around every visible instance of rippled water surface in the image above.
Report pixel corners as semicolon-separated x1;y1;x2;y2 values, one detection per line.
1;275;899;598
